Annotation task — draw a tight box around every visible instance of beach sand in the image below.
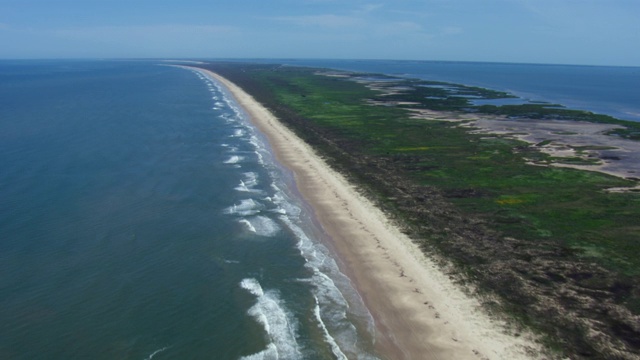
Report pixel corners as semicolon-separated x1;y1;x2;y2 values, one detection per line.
192;67;544;360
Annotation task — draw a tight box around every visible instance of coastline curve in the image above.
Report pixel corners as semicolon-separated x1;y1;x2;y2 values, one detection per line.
185;66;545;360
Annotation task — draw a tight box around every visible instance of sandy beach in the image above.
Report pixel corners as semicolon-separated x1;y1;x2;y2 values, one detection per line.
192;67;544;360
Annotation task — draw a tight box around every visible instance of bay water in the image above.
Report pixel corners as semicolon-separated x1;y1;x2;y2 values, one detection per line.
272;59;640;122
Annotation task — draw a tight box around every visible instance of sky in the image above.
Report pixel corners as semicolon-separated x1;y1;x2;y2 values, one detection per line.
0;0;639;66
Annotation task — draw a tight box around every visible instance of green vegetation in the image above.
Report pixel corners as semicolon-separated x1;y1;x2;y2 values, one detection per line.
475;104;640;140
200;62;640;359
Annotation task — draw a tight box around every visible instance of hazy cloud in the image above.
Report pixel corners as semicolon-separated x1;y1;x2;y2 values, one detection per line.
359;4;384;13
22;24;243;57
271;14;364;28
51;24;236;41
389;21;423;32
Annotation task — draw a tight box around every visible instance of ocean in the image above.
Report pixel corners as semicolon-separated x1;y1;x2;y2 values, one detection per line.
0;60;377;359
1;58;638;359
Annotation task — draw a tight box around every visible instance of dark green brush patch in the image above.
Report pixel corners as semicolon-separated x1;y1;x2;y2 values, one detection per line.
198;62;640;359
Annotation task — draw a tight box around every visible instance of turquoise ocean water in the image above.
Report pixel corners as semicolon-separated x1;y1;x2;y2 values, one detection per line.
0;61;377;359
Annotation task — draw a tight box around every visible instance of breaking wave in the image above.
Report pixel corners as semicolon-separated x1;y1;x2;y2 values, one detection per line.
239;216;281;237
239;279;301;360
225;199;262;216
224;155;244;164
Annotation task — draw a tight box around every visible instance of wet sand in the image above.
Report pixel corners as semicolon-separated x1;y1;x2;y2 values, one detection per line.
192;67;544;360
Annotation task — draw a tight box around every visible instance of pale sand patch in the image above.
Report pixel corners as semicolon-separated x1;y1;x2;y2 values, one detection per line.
462;118;640;180
402;106;640;182
189;67;544;360
367;99;422;107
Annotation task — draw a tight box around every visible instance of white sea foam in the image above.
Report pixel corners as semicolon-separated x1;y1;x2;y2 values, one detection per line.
249;135;261;148
224;155;244;164
235;180;263;193
241;216;280;237
239;279;301;360
232;129;245;137
314;297;348;360
225;199;262;216
267;184;370;357
235;180;250;192
279;213;376;358
219;113;238;124
235;173;262;193
144;347;168;360
270;208;287;215
312;269;362;355
239;219;257;233
254;151;264;165
249;135;268;165
270;188;301;218
243;172;259;188
240;278;264;297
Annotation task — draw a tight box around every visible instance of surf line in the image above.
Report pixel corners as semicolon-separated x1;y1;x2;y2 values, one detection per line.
144;346;168;360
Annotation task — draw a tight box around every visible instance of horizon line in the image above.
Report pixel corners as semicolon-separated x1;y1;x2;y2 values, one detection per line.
0;57;638;69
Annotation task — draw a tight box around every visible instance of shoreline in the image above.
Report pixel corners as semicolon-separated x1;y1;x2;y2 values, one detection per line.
191;67;544;359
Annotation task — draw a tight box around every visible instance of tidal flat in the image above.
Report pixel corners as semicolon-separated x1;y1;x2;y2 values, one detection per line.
197;62;640;359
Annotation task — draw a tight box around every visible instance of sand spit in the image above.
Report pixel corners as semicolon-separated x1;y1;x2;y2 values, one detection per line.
188;66;545;360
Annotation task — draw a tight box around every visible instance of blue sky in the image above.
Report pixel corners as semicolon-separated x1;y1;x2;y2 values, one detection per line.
1;0;638;66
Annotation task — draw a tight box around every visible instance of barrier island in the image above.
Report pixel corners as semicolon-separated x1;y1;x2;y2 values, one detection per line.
195;61;640;359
